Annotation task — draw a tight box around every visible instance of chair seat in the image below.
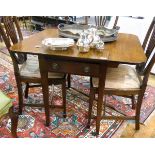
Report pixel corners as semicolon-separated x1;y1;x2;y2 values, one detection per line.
19;58;65;78
0;90;12;118
92;65;141;90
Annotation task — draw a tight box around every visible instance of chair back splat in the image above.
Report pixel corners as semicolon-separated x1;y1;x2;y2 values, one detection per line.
143;22;155;85
136;17;155;74
0;16;26;64
94;16;119;28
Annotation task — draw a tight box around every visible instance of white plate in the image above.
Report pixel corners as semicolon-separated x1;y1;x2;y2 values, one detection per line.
42;38;74;48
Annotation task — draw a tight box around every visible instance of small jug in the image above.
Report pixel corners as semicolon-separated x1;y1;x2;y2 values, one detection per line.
88;27;101;48
77;30;93;52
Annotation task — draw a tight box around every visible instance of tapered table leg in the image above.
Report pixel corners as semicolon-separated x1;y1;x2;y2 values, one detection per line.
96;64;107;135
42;82;50;126
67;74;71;88
39;55;50;126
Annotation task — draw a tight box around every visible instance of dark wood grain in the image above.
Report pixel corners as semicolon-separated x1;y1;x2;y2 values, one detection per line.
10;29;146;64
9;27;147;136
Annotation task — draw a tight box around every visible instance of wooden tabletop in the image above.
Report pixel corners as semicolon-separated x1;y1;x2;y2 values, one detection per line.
10;28;146;64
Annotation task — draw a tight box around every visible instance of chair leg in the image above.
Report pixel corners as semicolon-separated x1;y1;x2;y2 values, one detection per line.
25;82;29;99
131;95;136;109
42;83;50;126
87;87;95;128
135;90;145;130
103;95;106;115
16;78;24;115
67;74;71;88
9;107;18;138
62;81;66;118
0;34;3;42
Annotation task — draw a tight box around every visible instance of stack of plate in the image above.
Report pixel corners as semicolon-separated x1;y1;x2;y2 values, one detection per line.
42;38;74;50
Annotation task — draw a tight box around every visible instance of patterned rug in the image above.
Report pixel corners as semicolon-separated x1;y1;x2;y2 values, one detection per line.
1;26;155;137
71;75;155;123
0;54;155;138
0;55;123;138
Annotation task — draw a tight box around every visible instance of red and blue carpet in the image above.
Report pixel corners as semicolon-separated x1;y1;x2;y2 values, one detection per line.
0;53;155;138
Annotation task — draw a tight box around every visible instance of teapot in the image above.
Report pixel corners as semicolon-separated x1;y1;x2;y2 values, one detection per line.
77;30;93;52
87;28;101;48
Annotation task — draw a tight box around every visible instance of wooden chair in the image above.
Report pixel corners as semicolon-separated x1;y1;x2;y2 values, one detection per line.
0;17;3;42
0;90;18;137
136;17;155;73
87;17;155;131
95;16;119;28
95;16;107;27
0;16;67;126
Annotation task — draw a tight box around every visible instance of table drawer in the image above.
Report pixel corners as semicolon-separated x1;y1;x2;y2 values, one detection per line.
47;60;100;77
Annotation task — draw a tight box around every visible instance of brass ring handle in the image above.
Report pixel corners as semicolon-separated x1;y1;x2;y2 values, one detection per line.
52;63;59;70
84;66;90;73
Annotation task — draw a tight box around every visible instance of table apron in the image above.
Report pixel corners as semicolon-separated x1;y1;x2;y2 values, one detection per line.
47;60;101;77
